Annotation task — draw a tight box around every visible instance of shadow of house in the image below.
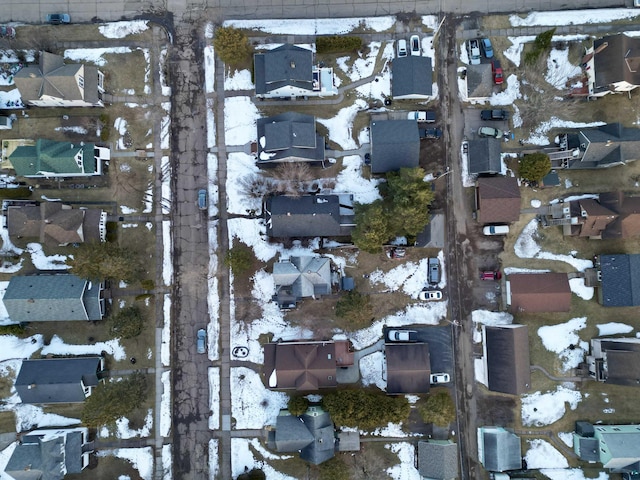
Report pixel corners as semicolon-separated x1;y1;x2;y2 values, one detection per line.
392;56;433;100
385;343;431;394
370;119;420;174
477;426;522;473
596;253;640;307
482;325;530;396
587;337;640;386
574;422;640;474
468;138;502;175
272;256;331;308
475;177;521;224
418;440;459;480
505;273;572;313
587;34;640;98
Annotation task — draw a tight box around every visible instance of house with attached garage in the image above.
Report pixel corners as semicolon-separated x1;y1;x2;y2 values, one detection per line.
14;51;104;107
272;255;332;309
15;357;105;404
256;112;325;166
369;119;420;174
3;273;105;322
392;55;433;100
585;33;640;98
474;176;521;224
254;43;337;99
505;273;572;313
593;253;640;307
482;324;530;395
385;342;431;394
574;422;640;475
8;139;104;178
587;337;640;386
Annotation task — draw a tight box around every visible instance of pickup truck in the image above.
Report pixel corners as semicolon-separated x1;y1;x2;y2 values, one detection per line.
407;111;436;123
480;109;509;121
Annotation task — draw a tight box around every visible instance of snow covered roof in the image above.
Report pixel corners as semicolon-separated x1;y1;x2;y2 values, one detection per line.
484;324;530;395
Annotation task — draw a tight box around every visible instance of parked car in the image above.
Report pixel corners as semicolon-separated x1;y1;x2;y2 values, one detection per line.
410;35;421;56
0;26;16;39
467;39;481;65
481;38;494;58
419;290;442;301
478;126;503;138
46;13;71;24
420;127;443;139
430;372;450;384
387;329;417;342
428;257;441;285
198;189;207;210
483;225;509;235
480;109;509;121
397;39;408;58
480;270;502;281
389;247;406;259
492;60;503;85
407;111;436;123
197;329;207;354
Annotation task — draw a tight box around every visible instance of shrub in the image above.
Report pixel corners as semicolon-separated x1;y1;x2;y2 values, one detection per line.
287;396;309;416
318;457;350;480
110;306;145;339
237;469;266;480
519;152;551;183
316;36;362;54
0;324;25;336
351;200;393;253
140;279;155;290
419;389;456;428
322;389;410;430
100;126;111;142
81;372;148;427
213;26;253;68
0;187;32;199
524;28;556;65
224;244;254;276
335;290;373;330
68;242;143;282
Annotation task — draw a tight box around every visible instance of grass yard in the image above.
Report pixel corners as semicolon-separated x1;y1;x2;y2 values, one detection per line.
67;454;142;480
102;49;149;96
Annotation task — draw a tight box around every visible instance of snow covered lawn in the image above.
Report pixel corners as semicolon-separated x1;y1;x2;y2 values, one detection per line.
521;385;582;427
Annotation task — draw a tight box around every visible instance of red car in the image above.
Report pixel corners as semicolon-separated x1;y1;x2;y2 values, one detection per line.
480;270;502;281
492;60;503;85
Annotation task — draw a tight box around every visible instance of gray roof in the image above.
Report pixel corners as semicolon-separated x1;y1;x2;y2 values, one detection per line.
468;138;502;175
567;123;640;169
254;44;314;95
594;338;640;386
266;195;355;238
370;120;420;174
275;414;315;452
386;343;431;394
273;256;331;304
594;34;640;92
577;437;600;462
391;56;433;98
274;406;335;465
4;274;103;322
256;112;325;164
479;427;522;472
599;254;640;306
485;325;530;395
418;440;459;480
15;357;102;404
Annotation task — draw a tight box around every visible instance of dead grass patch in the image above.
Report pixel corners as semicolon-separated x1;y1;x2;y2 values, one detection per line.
479;15;514;31
101;50;148;95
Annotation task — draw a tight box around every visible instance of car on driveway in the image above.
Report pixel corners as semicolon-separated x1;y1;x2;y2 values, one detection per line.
428;257;441;285
46;13;70;24
397;39;408;58
478;126;503;138
467;39;481;65
430;372;450;384
480;109;509;121
410;35;421;56
492;60;503;85
419;290;442;301
420;127;443;139
480;270;502;281
481;38;494;58
387;329;417;342
483;224;509;235
407;110;436;123
197;329;207;354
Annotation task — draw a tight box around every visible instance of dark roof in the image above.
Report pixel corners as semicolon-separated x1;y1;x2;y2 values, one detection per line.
476;177;521;224
15;357;102;404
265;195;355;238
467;64;493;99
485;325;530;395
263;342;340;391
370;120;420;174
391;56;433;98
577;437;600;462
599;192;640;239
385;343;430;394
507;273;571;312
274;406;335;465
599;254;640;307
567;123;640;169
418;440;459;480
593;338;640;386
275;414;315;451
254;44;314;96
4;273;103;322
256;112;325;165
541;170;560;187
479;427;522;472
468;138;502;175
594;34;640;91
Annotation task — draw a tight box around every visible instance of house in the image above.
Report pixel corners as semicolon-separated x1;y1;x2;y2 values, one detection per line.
477;426;522;472
272;256;332;308
505;273;571;313
465;64;493;102
3;273;105;322
254;44;337;99
587;337;640;386
268;405;336;464
596;253;640;307
385;342;431;394
6;201;107;246
392;56;433;100
15;357;105;404
9;139;103;178
265;194;355;238
467;138;502;175
483;325;530;395
417;440;459;480
14;51;104;107
262;340;354;391
4;427;92;480
370;120;420;174
256;112;325;166
574;422;640;473
586;34;640;98
475;177;521;224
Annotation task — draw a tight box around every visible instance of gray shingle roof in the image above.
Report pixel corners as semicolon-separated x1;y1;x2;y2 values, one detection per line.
254;44;314;96
256;112;325;164
274;406;335;465
599;254;640;306
485;325;530;395
566;123;640;169
418;440;459;480
273;256;331;304
370;120;420;174
468;138;502;175
386;343;431;394
392;56;433;98
594;34;640;92
478;427;522;472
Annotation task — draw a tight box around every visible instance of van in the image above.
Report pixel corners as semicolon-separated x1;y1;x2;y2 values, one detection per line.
483;225;509;235
397;39;408;58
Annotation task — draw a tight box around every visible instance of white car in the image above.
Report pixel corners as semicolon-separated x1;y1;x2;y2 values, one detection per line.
430;372;450;384
410;35;421;56
467;39;481;65
387;329;417;342
483;225;510;236
397;39;408;58
419;290;442;301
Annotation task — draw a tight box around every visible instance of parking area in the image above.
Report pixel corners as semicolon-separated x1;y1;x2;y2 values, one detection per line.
382;325;454;377
463;108;510;140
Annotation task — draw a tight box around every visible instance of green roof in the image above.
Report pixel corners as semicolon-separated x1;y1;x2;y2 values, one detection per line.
9;139;97;177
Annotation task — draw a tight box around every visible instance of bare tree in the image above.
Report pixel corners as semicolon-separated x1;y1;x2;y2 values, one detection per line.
272;162;313;197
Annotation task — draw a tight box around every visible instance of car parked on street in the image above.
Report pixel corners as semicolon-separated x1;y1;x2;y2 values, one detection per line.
478;126;503;138
480;109;509;121
197;329;207;354
467;39;481;65
46;13;71;24
480;270;502;281
410;35;421;56
428;257;441;285
397;39;408;58
430;372;450;384
483;224;509;235
198;189;207;210
492;60;503;85
419;290;442;301
481;38;494;58
387;329;417;342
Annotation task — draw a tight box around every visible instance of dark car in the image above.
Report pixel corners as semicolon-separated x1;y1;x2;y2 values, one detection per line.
46;13;71;24
480;109;510;121
492;60;503;85
420;127;443;139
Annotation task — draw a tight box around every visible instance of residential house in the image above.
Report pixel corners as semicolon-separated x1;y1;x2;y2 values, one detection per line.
4;427;92;480
268;405;336;464
483;325;530;395
596;253;640;307
506;273;572;313
574;422;640;474
385;342;431;394
256;112;325;166
254;44;337;99
14;51;104;107
272;256;332;308
585;34;640;98
3;273;105;322
9;139;103;178
262;340;354;391
15;357;105;404
370;120;420;174
6;201;107;246
467;138;502;176
477;426;522;472
392;56;433;100
417;440;459;480
587;337;640;386
475;177;521;224
265;194;355;238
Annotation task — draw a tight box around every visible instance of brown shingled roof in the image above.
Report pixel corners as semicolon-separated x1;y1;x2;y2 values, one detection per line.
476;177;521;224
507;273;571;312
